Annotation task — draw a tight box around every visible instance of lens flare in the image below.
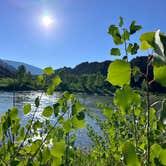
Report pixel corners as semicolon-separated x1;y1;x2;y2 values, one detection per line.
41;14;54;27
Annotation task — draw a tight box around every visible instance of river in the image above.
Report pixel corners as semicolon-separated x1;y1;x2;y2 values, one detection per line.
0;91;112;149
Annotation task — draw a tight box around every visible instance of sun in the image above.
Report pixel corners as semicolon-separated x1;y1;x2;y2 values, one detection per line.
41;14;54;27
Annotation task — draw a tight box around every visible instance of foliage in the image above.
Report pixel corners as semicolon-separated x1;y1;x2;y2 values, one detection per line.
0;67;85;165
0;17;166;166
85;17;166;166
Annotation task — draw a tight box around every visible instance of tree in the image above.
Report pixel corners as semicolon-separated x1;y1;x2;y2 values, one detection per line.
16;65;26;85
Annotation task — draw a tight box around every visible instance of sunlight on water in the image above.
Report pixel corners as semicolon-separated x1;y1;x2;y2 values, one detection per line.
0;91;112;149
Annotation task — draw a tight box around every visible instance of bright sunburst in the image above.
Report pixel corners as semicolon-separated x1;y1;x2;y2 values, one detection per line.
41;14;54;27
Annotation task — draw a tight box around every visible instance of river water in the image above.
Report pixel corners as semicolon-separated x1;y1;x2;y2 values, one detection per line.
0;91;112;149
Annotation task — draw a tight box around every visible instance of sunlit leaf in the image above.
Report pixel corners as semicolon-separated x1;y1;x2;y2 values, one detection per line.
140;32;155;50
46;85;55;95
0;124;2;140
51;158;62;166
127;43;133;53
43;67;55;76
159;149;166;165
107;60;131;87
52;76;62;87
72;116;84;129
23;104;31;115
151;144;162;159
10;107;18;120
42;106;53;117
103;108;112;117
140;41;151;51
114;85;140;113
154;65;166;87
50;141;65;158
149;108;156;121
123;141;140;166
37;75;44;85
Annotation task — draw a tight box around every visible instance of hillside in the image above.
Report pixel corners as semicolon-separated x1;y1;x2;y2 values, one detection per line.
1;56;166;93
0;59;16;78
55;56;166;94
55;60;111;76
4;60;43;75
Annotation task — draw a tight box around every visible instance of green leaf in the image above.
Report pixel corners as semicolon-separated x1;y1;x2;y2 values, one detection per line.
46;85;55;95
122;29;130;41
134;109;141;116
149;108;156;121
50;141;65;158
76;111;85;120
151;144;162;159
107;60;131;87
119;16;123;27
35;97;40;107
72;101;85;115
127;43;139;55
52;76;62;87
53;103;60;117
0;124;2;140
23;104;31;115
130;20;142;35
153;57;166;67
10;107;18;120
62;119;72;132
20;127;25;137
160;100;166;124
114;85;140;113
127;43;133;53
36;75;44;85
159;149;166;165
123;141;140;166
42;106;53;117
131;43;139;55
132;66;142;82
103;108;112;117
43;67;55;76
154;65;166;87
72;116;84;129
108;25;123;45
51;158;62;166
110;48;121;56
139;32;155;50
140;40;152;50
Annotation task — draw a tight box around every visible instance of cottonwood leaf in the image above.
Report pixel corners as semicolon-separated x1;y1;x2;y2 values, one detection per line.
107;60;131;87
154;65;166;87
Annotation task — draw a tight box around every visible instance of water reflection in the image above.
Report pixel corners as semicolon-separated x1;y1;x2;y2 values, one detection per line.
0;91;112;148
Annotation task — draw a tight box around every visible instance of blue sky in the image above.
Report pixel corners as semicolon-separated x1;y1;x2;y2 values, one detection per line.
0;0;165;69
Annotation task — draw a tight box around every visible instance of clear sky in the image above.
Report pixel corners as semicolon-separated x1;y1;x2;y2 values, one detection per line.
0;0;165;69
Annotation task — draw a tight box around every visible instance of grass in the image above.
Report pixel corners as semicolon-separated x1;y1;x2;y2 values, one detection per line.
0;78;14;87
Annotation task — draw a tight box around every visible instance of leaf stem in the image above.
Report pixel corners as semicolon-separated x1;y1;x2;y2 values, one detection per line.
146;55;152;165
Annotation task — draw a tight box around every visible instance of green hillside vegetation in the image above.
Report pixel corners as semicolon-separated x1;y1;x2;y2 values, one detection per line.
1;57;166;95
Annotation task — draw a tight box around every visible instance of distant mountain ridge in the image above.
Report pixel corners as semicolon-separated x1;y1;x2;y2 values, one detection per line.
4;60;43;75
0;59;16;77
55;60;111;76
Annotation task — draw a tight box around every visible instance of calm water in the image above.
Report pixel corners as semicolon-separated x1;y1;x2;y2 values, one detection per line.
0;91;112;149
